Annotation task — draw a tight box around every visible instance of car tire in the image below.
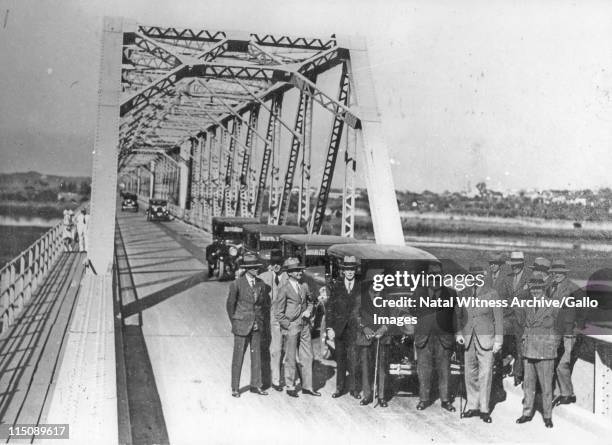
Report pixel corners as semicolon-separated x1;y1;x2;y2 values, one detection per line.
217;259;224;279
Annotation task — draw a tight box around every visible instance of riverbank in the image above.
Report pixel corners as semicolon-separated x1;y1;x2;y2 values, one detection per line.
0;225;49;268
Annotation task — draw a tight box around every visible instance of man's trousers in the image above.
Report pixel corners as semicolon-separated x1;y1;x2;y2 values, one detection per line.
359;341;387;400
464;338;494;413
231;329;262;391
416;339;451;402
335;329;358;393
522;358;555;419
269;321;284;387
556;335;576;397
284;322;314;391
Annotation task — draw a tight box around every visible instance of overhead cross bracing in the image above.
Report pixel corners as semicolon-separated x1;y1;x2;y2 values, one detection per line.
90;17;404;272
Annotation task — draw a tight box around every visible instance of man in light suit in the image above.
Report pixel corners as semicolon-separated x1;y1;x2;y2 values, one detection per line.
226;254;269;398
326;255;361;400
258;250;287;391
274;257;320;397
456;264;503;423
413;262;457;412
549;259;582;407
506;251;531;385
516;277;560;428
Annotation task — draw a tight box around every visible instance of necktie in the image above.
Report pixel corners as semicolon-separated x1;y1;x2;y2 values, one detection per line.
274;274;279;286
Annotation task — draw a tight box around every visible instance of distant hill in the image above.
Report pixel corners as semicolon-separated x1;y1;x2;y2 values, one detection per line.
0;171;90;192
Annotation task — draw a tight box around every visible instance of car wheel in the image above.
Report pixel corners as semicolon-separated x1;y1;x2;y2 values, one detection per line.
207;265;214;277
217;259;224;279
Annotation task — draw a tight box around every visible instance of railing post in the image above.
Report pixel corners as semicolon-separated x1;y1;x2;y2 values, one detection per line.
0;269;8;334
15;256;25;314
26;249;33;304
8;263;16;326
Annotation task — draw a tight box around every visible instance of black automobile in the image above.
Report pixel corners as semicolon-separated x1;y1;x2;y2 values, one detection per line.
242;224;306;270
146;199;170;221
206;216;259;280
121;193;139;212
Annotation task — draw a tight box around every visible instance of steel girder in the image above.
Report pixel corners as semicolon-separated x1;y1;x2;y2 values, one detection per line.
309;62;350;234
255;95;282;218
239;107;259;217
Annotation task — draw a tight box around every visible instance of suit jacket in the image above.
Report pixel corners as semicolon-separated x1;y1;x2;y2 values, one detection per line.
457;286;503;350
326;279;360;338
413;286;456;350
549;278;582;335
354;286;391;347
488;270;514;330
521;299;561;360
226;276;268;336
274;279;313;335
258;270;288;316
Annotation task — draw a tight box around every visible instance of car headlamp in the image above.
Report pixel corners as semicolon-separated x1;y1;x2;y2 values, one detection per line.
229;246;238;256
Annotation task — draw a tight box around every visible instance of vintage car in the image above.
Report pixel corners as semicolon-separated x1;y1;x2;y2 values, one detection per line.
146;199;170;221
205;216;259;280
121;193;139;212
242;224;306;269
325;243;463;385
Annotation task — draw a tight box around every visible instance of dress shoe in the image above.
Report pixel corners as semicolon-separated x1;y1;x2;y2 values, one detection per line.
480;413;492;423
331;391;344;398
378;398;388;408
231;390;240;398
350;390;362;400
568;395;576;403
461;409;480;418
544;418;553;428
249;387;268;396
416;400;432;411
515;415;533;424
271;384;284;392
302;389;321;397
287;389;299;398
360;397;373;406
441;401;456;412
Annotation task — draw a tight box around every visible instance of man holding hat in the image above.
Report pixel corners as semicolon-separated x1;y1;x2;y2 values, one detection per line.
506;251;530;385
549;259;581;407
274;257;319;397
456;264;503;423
516;277;560;428
327;256;361;399
226;254;269;398
258;250;288;391
529;257;552;290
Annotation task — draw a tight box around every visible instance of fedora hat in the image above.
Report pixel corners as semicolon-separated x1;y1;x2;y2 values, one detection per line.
283;257;305;271
488;252;506;265
507;251;525;265
241;254;262;270
550;259;570;274
340;255;359;270
529;257;551;272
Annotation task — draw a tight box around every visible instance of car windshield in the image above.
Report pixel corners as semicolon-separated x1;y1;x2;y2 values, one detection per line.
151;201;166;206
259;240;281;250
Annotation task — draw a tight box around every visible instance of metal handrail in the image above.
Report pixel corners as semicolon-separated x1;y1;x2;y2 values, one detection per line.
0;204;88;334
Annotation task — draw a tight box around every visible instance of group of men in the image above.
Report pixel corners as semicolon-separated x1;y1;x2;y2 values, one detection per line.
225;249;584;429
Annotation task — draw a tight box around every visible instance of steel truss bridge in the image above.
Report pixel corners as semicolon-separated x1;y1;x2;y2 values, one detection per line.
0;17;611;445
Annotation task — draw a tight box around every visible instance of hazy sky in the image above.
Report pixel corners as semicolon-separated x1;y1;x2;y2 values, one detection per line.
1;0;611;192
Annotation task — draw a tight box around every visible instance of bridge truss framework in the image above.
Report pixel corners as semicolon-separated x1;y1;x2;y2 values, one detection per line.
88;17;404;272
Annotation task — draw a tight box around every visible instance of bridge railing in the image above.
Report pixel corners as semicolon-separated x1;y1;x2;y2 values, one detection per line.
0;222;64;334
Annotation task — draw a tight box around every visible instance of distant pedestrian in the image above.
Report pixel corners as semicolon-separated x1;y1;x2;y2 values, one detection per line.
75;208;89;252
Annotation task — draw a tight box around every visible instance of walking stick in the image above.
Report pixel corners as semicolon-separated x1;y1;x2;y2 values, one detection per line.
458;345;466;419
373;337;380;408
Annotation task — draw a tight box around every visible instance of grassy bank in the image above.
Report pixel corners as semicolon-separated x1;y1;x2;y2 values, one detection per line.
0;201;79;219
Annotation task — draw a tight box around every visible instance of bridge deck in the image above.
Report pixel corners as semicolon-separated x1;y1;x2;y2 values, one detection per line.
115;209;609;445
0;252;85;437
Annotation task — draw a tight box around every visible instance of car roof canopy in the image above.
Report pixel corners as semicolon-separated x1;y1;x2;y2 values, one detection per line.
327;243;439;261
150;199;167;204
212;217;260;225
242;224;306;235
280;234;368;246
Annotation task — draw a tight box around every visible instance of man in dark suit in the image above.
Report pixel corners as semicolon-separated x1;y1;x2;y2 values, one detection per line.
414;262;456;412
516;277;560;428
274;257;319;398
456;264;503;423
506;251;530;385
327;256;361;399
355;280;392;407
549;259;582;407
226;254;269;398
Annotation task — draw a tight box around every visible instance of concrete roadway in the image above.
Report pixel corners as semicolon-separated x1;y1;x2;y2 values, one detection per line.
115;208;609;445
